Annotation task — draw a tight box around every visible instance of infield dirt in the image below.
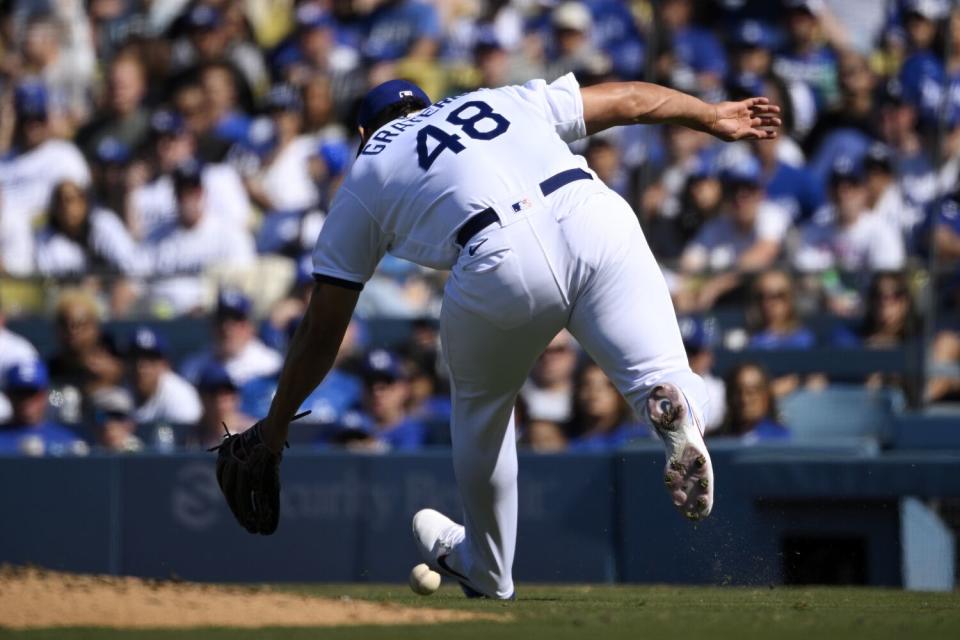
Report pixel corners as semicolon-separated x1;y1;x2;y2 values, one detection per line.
0;566;496;630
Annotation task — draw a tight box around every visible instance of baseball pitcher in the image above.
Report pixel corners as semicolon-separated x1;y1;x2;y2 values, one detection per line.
212;73;781;599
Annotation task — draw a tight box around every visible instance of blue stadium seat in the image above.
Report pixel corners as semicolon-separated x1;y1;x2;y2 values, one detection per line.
780;385;904;443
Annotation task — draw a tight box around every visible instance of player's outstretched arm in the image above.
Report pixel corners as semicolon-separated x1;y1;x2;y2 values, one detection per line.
260;282;360;452
580;81;781;141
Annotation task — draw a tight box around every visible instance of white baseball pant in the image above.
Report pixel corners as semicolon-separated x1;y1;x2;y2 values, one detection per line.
439;177;708;599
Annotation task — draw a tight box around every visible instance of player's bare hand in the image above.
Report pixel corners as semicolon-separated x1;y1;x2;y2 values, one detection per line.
708;97;781;142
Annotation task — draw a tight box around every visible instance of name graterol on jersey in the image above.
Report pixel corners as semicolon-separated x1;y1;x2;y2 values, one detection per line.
359;94;463;156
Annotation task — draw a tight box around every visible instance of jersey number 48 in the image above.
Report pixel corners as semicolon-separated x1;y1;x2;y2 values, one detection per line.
416;101;510;171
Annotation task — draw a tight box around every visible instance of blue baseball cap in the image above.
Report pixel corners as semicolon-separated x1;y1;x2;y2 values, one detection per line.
15;81;49;119
296;2;334;31
317;139;350;177
678;317;716;353
95;136;131;164
150;109;186;136
687;157;717;182
129;326;169;359
362;349;405;383
356;80;431;130
830;154;865;184
5;361;49;392
265;84;302;113
732;20;777;49
720;154;763;186
217;289;252;319
186;5;222;30
197;362;238;391
172;159;203;190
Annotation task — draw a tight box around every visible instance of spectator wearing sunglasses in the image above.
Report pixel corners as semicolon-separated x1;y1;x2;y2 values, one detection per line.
747;270;815;350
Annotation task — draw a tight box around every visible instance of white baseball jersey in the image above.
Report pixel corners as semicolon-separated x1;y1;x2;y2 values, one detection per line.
311;74;588;286
131;164;252;238
134;370;203;426
34;207;150;277
0;139;90;221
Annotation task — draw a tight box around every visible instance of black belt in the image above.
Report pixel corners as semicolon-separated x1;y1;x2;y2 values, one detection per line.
456;168;593;247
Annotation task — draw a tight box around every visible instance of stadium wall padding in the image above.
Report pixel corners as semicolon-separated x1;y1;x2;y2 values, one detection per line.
1;445;957;588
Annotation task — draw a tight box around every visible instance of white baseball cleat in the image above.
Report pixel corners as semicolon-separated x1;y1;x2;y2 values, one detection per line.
645;383;714;521
411;509;489;598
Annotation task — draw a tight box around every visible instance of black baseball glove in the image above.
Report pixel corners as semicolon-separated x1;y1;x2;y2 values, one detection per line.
209;411;310;535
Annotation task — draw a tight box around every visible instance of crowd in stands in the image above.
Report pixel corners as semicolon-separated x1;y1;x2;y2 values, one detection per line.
1;0;960;455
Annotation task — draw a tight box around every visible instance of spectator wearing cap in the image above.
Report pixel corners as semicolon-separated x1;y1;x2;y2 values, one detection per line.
656;0;727;100
145;161;256;315
772;0;840;111
681;155;790;274
34;180;147;278
0;361;84;456
877;79;938;209
646;157;722;261
128;327;202;428
793;156;905;273
91;387;142;453
170;4;268;95
189;362;254;450
566;361;650;452
863;143;923;240
273;3;361;110
678;316;725;433
803;51;879;159
47;289;124;422
75;52;151;159
0;294;40;424
746;131;824;224
180;290;282;386
90;135;135;218
543;2;605;81
244;84;320;213
897;0;949;125
129;109;251;240
0;81;90;274
243;315;364;423
340;349;427;451
362;0;442;64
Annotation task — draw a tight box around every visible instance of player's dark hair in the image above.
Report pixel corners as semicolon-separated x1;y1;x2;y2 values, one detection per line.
362;95;429;138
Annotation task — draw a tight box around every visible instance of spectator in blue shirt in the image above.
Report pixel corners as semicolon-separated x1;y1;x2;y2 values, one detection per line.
0;361;85;456
773;0;839;110
363;0;442;63
331;349;427;451
747;269;816;350
803;51;879;159
190;362;254;450
567;361;650;451
934;189;960;264
721;362;790;442
584;0;645;80
752;134;824;222
897;0;949;124
658;0;727;99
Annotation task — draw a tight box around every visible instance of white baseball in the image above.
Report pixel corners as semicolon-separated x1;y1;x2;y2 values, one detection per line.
409;563;441;595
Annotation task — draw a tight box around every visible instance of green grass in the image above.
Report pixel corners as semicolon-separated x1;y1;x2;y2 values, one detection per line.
3;584;959;640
